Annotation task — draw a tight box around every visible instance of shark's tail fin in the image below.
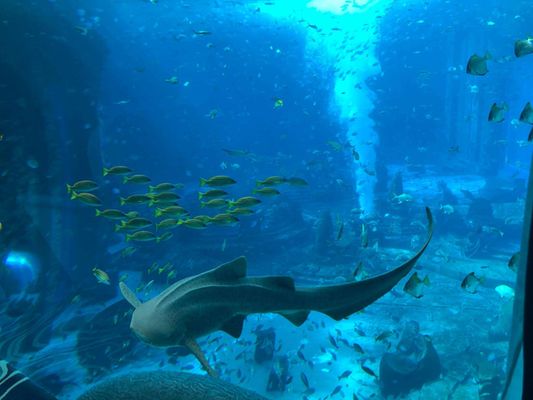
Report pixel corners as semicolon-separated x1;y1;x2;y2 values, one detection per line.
305;207;434;322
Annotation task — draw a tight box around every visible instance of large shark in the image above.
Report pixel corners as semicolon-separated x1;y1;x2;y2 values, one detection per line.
120;208;433;377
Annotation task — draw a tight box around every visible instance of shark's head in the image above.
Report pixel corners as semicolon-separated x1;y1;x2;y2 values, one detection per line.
120;282;186;347
130;303;185;346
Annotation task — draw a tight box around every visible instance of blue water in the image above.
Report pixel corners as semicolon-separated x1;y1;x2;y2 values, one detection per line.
0;0;530;399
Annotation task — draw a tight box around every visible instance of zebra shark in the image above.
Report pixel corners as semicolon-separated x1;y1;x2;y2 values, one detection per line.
120;208;433;376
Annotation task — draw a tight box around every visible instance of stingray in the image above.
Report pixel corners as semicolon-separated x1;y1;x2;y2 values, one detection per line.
120;208;433;376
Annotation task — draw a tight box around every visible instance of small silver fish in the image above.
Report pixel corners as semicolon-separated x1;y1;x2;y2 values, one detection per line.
461;272;483;293
466;52;491;76
508;252;520;272
403;272;430;298
488;102;508;123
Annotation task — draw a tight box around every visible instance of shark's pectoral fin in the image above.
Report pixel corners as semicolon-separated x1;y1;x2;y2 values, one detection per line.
279;310;310;326
119;282;142;309
221;315;246;338
210;256;247;281
185;337;218;378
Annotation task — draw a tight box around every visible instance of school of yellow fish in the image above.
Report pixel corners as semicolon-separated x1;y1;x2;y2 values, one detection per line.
67;167;308;284
70;169;307;232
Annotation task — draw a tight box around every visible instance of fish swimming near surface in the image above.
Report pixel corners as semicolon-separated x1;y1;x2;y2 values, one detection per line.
198;189;228;200
155;206;188;218
488;102;508;122
228;196;261;208
93;267;111;285
148;192;180;206
338;370;352;380
120;208;433;376
126;230;157;242
177;218;208;229
229;207;255;216
123;174;151;184
256;176;287;186
103;165;132;176
70;192;102;206
149;182;183;193
200;198;229;209
514;37;533;58
300;372;310;389
391;193;414;204
330;385;343;397
286;177;308;186
461;272;484;293
200;175;237;187
403;272;430;298
252;187;280;197
222;148;252;157
466;52;491;75
508;251;520;272
519;102;533;124
361;364;377;378
96;209;127;220
193;29;211;35
120;194;151;206
209;213;239;226
165;76;179;84
66;179;98;194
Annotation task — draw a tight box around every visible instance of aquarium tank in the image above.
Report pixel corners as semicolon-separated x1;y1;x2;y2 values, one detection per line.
0;0;532;399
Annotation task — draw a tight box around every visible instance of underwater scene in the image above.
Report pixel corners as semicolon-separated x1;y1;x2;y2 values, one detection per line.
0;0;532;399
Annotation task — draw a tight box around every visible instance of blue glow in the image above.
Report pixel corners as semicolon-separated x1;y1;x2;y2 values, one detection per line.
257;0;392;217
5;252;33;270
3;251;38;291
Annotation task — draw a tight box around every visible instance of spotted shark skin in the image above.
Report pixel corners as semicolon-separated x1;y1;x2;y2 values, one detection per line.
120;208;434;376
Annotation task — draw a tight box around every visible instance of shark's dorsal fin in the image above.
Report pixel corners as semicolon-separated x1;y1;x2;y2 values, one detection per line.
120;282;142;309
209;256;247;281
220;315;246;338
156;257;248;308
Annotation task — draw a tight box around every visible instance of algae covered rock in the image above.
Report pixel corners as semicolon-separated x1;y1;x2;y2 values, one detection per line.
78;371;268;400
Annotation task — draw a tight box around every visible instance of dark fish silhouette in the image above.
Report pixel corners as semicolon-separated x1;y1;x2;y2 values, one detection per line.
514;37;533;58
466;52;491;75
519;102;533;124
